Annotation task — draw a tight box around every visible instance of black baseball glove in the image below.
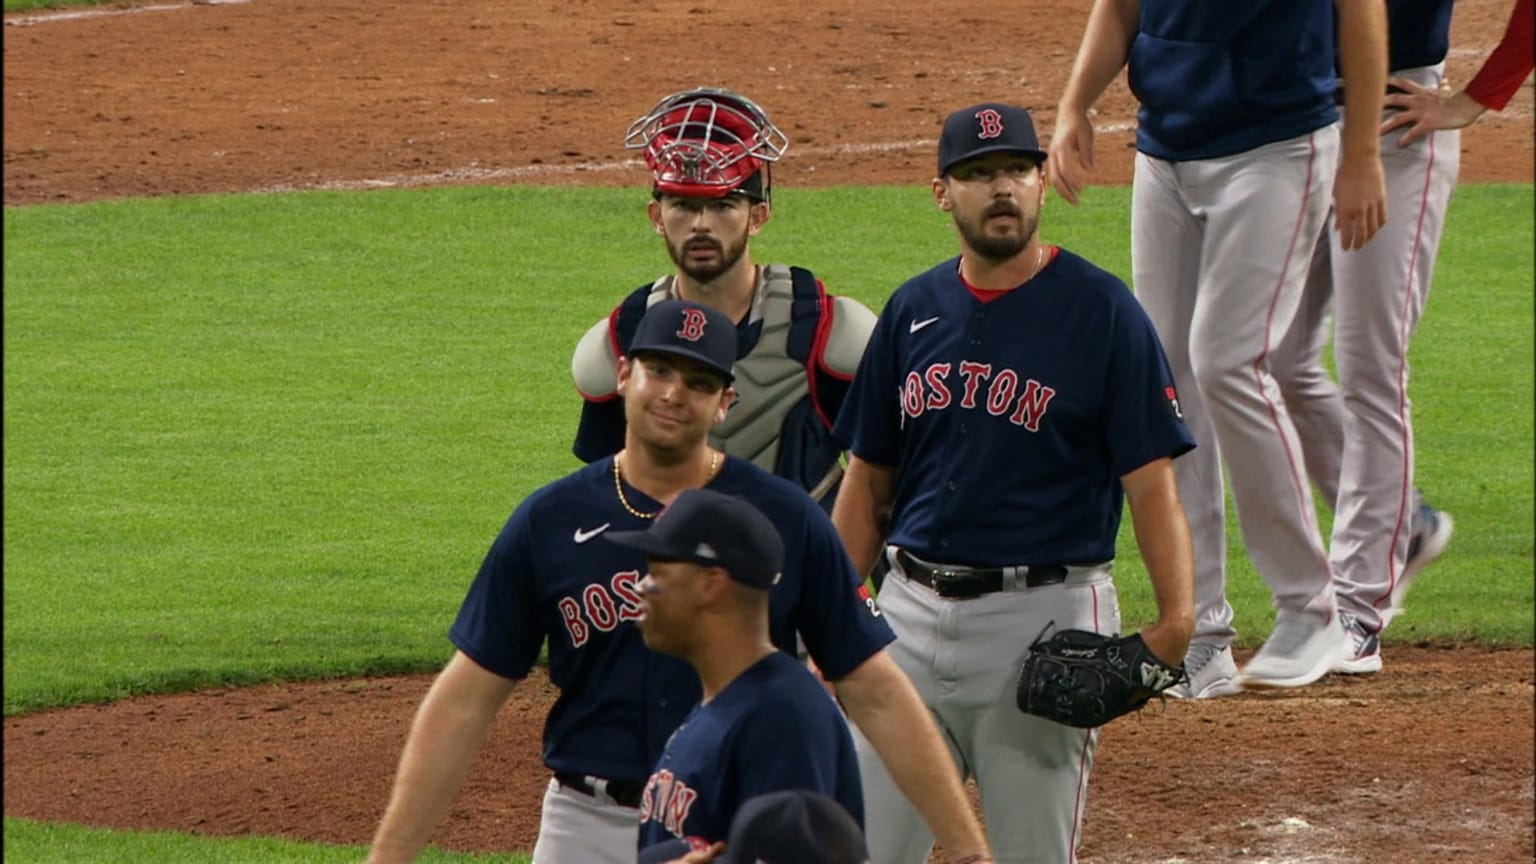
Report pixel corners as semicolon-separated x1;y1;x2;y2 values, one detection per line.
1016;626;1186;728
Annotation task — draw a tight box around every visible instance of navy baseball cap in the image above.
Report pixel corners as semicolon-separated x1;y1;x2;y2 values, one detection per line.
605;488;785;589
722;789;868;864
628;299;738;384
937;102;1048;177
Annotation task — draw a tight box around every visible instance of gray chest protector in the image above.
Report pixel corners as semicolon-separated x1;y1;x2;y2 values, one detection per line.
643;265;809;474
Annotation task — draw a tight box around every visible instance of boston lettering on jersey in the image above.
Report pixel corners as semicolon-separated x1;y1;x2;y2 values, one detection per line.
902;361;1058;431
639;768;700;837
448;457;894;788
834;249;1196;568
556;569;645;647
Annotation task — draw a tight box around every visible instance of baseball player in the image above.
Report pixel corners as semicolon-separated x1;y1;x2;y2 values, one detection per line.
1051;0;1389;696
831;103;1196;864
571;86;878;513
366;301;990;864
1276;0;1532;673
603;489;863;853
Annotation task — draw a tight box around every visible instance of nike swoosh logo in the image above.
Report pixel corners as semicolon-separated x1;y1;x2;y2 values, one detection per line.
909;316;940;333
573;523;611;544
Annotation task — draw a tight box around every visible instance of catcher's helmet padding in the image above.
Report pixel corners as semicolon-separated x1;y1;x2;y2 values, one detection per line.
625;87;789;202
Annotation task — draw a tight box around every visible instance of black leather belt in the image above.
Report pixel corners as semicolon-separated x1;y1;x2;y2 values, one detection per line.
895;549;1067;599
554;772;643;809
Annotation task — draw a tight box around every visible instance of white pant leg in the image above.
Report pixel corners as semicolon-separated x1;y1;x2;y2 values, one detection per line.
1274;232;1346;510
860;559;1120;864
1331;64;1461;632
1132;154;1236;648
531;778;640;864
854;568;958;864
1181;128;1341;615
964;571;1118;864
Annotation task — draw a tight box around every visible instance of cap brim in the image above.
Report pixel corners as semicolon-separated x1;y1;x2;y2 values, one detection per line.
940;145;1048;177
629;347;735;384
602;529;682;558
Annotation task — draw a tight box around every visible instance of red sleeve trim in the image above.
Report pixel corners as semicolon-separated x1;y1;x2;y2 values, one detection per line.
605;304;624;359
806;280;837;430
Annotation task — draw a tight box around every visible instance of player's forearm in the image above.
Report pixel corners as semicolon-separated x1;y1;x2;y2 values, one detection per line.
1334;0;1389;162
835;653;992;860
1465;0;1535;112
831;456;895;578
1122;460;1194;662
1057;0;1139;114
367;656;515;864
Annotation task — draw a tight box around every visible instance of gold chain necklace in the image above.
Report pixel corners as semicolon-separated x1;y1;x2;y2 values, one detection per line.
613;449;720;519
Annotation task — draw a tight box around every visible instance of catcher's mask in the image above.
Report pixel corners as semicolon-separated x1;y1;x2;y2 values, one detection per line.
625;87;789;204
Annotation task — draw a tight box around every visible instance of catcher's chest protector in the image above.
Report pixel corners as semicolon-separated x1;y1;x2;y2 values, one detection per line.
637;266;809;472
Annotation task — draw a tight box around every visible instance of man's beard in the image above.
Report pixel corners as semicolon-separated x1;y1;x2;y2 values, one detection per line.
668;234;749;282
955;202;1038;263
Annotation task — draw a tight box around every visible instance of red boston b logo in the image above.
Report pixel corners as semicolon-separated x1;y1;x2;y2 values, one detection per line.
677;307;708;342
976;108;1004;140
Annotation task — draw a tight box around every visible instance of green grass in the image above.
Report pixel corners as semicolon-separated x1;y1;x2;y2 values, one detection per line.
3;182;1531;860
3;0;112;11
5;184;1531;718
2;819;527;864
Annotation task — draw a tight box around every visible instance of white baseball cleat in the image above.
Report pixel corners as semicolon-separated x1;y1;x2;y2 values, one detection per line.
1167;641;1241;699
1332;612;1383;675
1236;609;1348;691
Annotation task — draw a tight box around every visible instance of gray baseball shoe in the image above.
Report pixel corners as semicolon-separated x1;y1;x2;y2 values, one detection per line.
1388;498;1454;623
1167;641;1240;699
1236;609;1348;691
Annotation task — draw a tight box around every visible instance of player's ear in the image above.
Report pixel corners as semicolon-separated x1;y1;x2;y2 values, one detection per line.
747;200;771;236
617;355;634;394
933;178;952;212
714;385;736;424
698;565;734;607
647;200;665;235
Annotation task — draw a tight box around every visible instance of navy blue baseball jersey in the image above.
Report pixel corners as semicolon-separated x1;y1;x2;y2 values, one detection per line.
1129;0;1339;160
636;651;863;850
833;248;1195;568
1386;0;1454;71
448;456;893;786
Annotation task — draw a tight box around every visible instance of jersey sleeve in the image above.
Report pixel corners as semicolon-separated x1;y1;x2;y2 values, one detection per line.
789;497;896;679
448;500;546;680
571;315;627;462
1465;0;1534;112
1102;295;1197;476
831;310;904;465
